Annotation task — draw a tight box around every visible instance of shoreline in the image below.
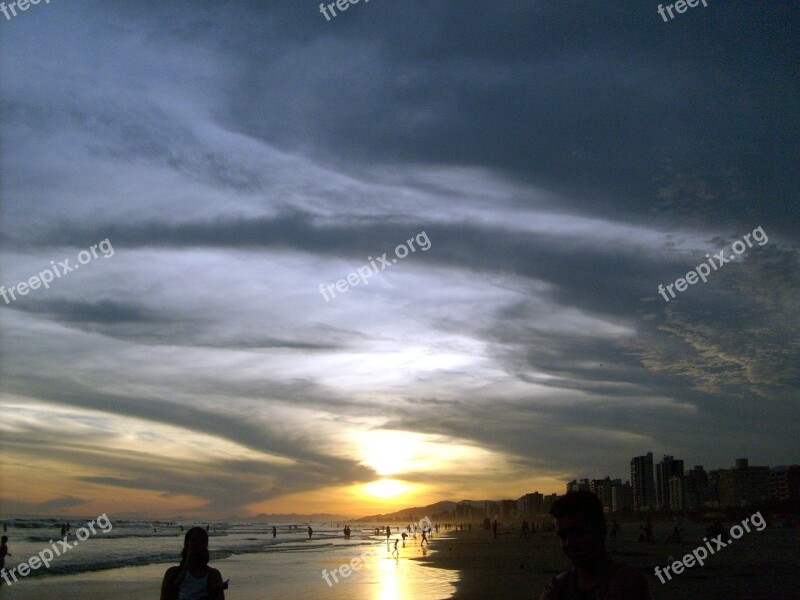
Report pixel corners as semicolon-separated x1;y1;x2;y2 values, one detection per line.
421;522;800;599
0;533;457;600
2;522;798;599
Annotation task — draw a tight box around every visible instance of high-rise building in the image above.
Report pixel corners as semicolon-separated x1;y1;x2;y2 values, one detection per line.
717;458;770;507
567;479;590;494
516;492;545;517
543;493;559;514
685;465;709;509
656;455;685;511
612;482;633;513
706;469;724;507
631;452;656;511
499;499;517;520
768;465;800;501
668;475;685;511
590;477;617;512
455;501;484;521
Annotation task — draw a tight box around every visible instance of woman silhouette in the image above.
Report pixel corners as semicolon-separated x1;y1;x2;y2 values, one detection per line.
160;527;227;600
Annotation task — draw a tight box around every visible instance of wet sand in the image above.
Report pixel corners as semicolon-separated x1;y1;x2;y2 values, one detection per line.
0;536;456;600
422;522;800;599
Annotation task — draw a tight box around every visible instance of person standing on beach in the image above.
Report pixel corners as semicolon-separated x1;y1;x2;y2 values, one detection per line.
492;519;498;539
539;492;650;600
272;526;277;538
308;526;313;539
0;535;10;581
609;519;620;540
160;527;228;600
520;520;530;539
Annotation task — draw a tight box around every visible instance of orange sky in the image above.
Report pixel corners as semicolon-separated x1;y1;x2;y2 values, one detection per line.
0;400;566;518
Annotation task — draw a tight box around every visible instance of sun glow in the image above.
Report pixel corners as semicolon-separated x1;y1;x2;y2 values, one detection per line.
363;479;411;498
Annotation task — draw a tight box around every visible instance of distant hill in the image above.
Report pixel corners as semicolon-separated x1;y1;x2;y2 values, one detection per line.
356;500;491;522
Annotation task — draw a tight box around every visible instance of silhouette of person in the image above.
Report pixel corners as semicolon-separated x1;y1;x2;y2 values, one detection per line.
392;538;400;558
272;526;277;538
492;519;498;539
0;535;10;578
385;525;391;540
421;528;429;547
538;492;650;600
609;520;620;540
61;525;67;537
668;526;682;543
308;526;313;539
160;527;228;600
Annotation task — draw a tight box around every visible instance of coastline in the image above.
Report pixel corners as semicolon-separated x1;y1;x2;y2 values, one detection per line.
422;522;800;599
2;521;798;599
0;531;457;600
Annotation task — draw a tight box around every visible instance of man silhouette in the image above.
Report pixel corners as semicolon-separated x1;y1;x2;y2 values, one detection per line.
539;492;650;599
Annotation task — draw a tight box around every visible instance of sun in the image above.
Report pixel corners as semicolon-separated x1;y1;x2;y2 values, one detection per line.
363;479;411;498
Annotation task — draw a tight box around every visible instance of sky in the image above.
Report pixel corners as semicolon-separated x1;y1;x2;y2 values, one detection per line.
0;0;798;519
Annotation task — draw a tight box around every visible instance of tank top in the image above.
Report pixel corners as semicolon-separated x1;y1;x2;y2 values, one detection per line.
178;571;208;600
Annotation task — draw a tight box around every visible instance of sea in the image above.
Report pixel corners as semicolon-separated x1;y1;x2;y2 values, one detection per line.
0;516;458;599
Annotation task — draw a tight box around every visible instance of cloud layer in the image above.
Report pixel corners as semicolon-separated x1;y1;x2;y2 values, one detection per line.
1;0;798;517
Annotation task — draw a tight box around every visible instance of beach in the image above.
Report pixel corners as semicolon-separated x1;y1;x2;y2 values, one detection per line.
422;522;800;599
1;520;798;598
0;520;456;600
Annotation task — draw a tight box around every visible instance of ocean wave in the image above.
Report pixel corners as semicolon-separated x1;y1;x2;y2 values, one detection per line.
11;537;354;579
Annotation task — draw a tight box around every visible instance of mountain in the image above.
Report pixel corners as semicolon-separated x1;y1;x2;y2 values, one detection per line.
356;500;463;522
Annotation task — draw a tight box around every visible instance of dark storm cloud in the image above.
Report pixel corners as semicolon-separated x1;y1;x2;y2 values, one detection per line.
11;299;157;324
7;296;342;350
37;211;780;318
206;0;800;231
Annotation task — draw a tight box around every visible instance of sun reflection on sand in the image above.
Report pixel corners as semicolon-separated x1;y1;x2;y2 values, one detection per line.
368;546;456;600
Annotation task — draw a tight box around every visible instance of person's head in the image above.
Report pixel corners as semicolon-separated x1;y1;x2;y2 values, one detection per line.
181;527;209;567
1;535;7;544
549;492;607;568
